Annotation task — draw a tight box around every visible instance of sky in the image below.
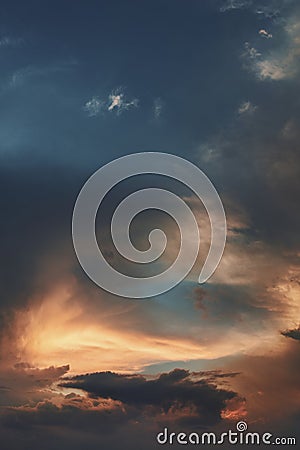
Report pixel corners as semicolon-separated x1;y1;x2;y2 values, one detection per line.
0;0;300;448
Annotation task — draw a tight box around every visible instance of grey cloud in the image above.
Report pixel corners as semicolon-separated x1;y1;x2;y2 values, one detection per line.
0;368;242;449
281;327;300;341
60;368;239;426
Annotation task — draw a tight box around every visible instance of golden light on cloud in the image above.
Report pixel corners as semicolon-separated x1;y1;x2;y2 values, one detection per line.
3;279;283;376
7;284;211;374
221;398;248;421
4;232;299;377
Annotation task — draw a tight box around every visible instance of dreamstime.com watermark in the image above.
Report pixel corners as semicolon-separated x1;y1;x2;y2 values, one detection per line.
156;421;297;446
72;152;226;298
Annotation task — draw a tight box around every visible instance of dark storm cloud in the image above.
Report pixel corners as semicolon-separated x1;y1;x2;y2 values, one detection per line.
0;368;242;450
60;368;238;425
281;327;300;341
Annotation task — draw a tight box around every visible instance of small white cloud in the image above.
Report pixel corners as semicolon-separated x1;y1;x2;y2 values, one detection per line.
238;101;257;115
83;97;104;117
153;98;163;119
83;88;139;118
107;89;139;114
259;29;273;39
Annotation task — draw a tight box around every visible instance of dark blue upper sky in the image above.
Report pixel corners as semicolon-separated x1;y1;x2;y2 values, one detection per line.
0;0;282;170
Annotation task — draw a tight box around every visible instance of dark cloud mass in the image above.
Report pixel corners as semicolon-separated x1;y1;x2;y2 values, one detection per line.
0;368;242;450
281;327;300;341
60;368;239;425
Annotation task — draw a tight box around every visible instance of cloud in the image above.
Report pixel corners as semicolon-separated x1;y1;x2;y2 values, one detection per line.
220;0;252;13
224;339;300;432
153;97;163;119
238;100;257;115
195;58;300;350
107;89;139;114
244;17;300;81
256;59;290;80
243;42;261;59
192;287;209;314
60;368;240;426
7;61;77;89
0;367;243;450
281;326;300;341
83;97;104;117
84;88;139;117
259;29;273;39
0;363;70;407
0;36;23;48
220;0;289;18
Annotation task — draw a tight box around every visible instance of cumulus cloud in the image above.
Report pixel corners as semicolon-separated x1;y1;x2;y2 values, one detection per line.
0;367;244;450
0;363;70;407
60;368;240;426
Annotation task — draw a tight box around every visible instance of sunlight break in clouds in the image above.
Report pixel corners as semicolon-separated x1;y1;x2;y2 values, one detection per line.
2;284;216;374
